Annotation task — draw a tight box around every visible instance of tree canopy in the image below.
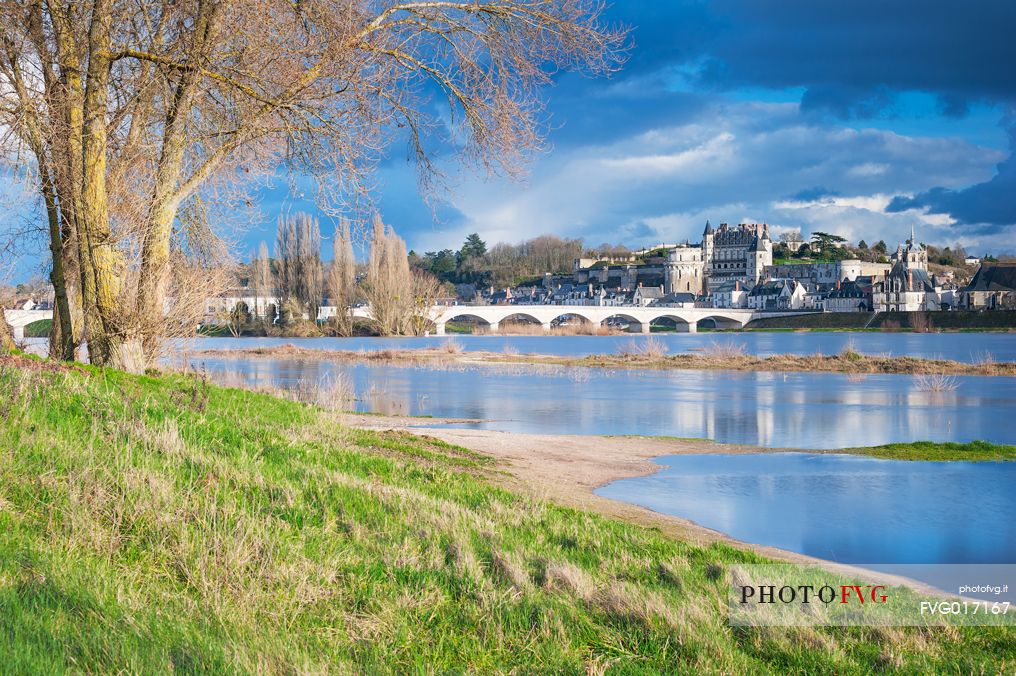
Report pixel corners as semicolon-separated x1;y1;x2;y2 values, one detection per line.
0;0;626;369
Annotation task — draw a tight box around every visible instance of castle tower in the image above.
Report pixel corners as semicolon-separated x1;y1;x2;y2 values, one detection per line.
746;228;772;286
904;224;928;271
701;220;714;291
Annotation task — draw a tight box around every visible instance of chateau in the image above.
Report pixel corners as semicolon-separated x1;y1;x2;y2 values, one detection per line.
573;221;772;295
702;221;773;292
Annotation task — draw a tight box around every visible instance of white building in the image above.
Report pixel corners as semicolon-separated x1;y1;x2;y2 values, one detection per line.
747;279;807;310
823;278;874;312
632;285;666;306
872;228;942;312
764;259;891;289
710;280;748;309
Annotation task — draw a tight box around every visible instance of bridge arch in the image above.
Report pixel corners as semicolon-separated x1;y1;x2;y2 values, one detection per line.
599;312;653;334
500;311;544;326
440;312;501;331
693;313;747;331
649;313;695;333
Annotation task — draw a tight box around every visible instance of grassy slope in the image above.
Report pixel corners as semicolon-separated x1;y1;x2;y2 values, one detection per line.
1;357;1013;673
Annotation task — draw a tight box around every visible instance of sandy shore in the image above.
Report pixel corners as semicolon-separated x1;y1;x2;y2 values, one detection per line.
341;413;820;560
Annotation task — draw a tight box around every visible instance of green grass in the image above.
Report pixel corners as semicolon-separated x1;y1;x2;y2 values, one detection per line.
443;321;475;334
23;319;52;338
845;440;1016;462
0;358;1013;672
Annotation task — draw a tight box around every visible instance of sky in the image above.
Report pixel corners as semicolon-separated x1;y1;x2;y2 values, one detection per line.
6;0;1016;280
334;0;1016;259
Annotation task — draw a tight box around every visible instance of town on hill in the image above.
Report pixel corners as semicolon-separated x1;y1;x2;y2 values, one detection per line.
5;219;1015;341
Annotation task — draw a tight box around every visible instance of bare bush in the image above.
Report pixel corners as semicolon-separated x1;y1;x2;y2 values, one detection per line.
910;312;934;333
914;373;958;393
975;351;997;375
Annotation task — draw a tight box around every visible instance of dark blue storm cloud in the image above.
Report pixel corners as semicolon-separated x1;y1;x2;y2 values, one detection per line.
888;115;1016;229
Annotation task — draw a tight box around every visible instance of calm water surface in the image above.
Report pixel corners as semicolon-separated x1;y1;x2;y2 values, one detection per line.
595;453;1016;566
189;356;1016;448
190;331;1016;363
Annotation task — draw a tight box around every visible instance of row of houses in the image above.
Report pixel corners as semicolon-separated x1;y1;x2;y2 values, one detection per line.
477;233;1014;313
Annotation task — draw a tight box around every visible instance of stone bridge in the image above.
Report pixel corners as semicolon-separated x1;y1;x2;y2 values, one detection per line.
1;309;52;341
355;304;811;334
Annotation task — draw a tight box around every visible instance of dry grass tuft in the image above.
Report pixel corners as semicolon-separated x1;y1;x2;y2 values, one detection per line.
441;338;464;354
656;560;685;591
544;561;596;601
975;351;997;375
618;336;669;358
594;580;681;632
700;339;747;359
490;548;531;591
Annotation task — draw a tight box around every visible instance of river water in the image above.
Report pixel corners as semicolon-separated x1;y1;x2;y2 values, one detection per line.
596;453;1016;568
188;331;1016;363
187;353;1016;449
64;329;1016;572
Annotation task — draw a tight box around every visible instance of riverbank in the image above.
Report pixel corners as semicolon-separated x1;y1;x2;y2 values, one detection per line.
745;309;1016;331
2;355;1012;672
343;416;1016;550
189;343;1016;376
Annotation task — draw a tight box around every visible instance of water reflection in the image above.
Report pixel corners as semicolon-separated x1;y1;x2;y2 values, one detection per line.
189;356;1016;448
596;453;1016;565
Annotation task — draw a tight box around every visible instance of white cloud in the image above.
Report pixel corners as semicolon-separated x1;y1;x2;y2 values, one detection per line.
410;101;1008;253
847;162;889;177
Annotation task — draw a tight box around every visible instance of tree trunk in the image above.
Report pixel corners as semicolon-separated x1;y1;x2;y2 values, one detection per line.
80;0;127;368
0;312;13;353
2;24;76;360
133;0;219;366
49;2;96;364
135;206;175;360
44;176;75;360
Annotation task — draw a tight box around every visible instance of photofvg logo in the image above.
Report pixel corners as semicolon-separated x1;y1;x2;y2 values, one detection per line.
740;582;888;606
728;564;1016;627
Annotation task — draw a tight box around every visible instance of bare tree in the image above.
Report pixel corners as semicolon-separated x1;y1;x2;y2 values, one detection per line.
363;215;443;336
328;217;357;336
0;0;625;371
364;214;408;336
275;213;322;323
406;269;444;336
251;242;272;322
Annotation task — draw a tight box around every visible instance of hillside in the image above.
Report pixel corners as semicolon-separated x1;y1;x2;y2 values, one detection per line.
0;354;1012;672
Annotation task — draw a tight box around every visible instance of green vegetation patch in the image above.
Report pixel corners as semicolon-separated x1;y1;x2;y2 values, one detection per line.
0;358;1012;672
845;440;1016;462
23;319;52;338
